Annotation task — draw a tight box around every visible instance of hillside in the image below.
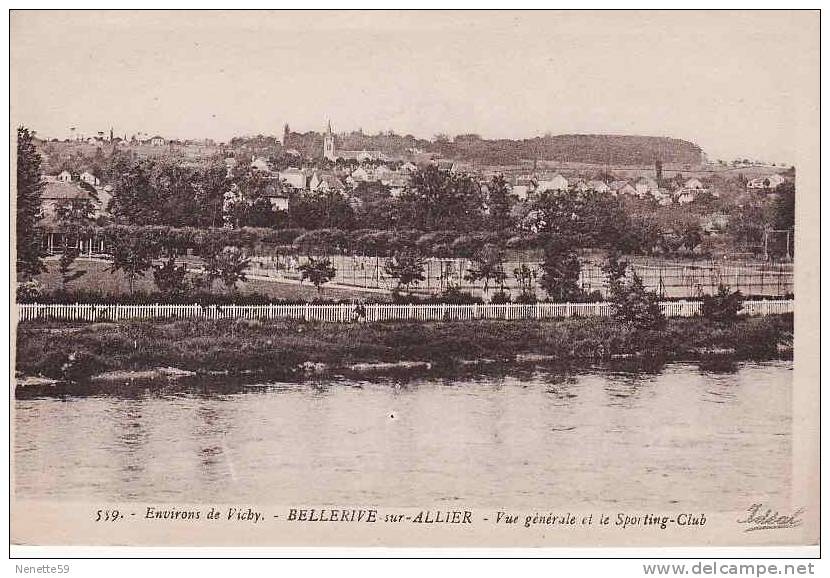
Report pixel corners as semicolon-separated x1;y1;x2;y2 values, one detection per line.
287;130;704;166
431;134;704;166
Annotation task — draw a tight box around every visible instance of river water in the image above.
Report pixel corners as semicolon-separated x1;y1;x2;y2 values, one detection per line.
14;362;791;509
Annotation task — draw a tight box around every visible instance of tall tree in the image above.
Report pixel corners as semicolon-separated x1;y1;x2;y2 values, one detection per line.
107;230;158;293
398;166;485;232
539;240;583;301
16;127;45;280
486;174;514;234
771;181;795;231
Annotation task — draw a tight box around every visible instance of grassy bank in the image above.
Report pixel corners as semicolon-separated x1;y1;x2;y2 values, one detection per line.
15;314;793;386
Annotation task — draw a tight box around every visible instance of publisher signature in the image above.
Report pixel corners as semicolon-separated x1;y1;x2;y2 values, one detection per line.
737;503;804;532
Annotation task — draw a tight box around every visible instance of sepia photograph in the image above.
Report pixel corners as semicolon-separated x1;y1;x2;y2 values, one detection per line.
9;9;820;555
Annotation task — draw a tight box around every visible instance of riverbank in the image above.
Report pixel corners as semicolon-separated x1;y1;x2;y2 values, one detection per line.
15;314;793;391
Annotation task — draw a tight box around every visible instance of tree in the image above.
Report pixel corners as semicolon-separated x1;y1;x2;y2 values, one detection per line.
204;246;250;293
539;241;583;301
486;174;514;234
110;159;230;227
602;250;629;284
352;181;396;230
728;204;767;248
299;256;337;294
397;166;485;232
464;243;507;297
107;232;158;293
55;198;96;234
771;181;795;231
701;284;744;323
289;190;356;230
16;127;45;280
609;271;665;330
383;250;426;295
153;256;188;298
513;264;537;302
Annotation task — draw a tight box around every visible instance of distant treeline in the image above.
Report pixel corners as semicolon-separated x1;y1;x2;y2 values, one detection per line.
284;130;704;165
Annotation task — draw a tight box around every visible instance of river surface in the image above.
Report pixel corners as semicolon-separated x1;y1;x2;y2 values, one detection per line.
14;361;792;509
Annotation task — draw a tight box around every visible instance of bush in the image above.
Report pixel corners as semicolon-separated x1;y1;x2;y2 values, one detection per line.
16;279;44;302
436;287;484;304
610;271;665;330
152;256;188;297
701;284;743;322
514;292;537;304
489;290;511;304
30;349;102;382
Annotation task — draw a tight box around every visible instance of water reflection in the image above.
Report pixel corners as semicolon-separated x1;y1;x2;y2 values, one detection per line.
110;399;149;500
14;362;792;509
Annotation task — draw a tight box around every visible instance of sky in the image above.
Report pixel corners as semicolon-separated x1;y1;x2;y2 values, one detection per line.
11;10;819;164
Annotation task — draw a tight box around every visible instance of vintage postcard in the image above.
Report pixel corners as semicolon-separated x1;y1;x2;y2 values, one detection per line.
9;10;819;550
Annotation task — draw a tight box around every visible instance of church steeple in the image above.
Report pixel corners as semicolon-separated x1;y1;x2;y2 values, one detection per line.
323;119;336;161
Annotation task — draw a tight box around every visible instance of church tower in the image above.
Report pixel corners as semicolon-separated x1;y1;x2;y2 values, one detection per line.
323;120;336;161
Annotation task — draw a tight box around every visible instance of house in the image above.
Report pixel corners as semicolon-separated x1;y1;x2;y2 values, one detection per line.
618;183;638;197
683;178;706;190
537;173;569;193
382;173;409;197
374;165;392;180
315;174;346;194
39;181;102;254
263;184;289;212
511;184;530;201
80;171;100;187
338;150;384;163
279;167;307;190
608;180;627;194
40;181;100;224
149;135;166;147
747;174;786;190
570;179;588;193
634;176;659;198
400;161;417;174
309;171;323;191
653;189;674;206
309;171;346;194
434;159;457;173
587;180;610;194
351;166;372;182
250;157;270;172
224;157;238;177
56;170;72;183
675;190;697;205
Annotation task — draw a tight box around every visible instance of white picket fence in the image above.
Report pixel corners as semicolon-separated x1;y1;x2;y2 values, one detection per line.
16;299;793;324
